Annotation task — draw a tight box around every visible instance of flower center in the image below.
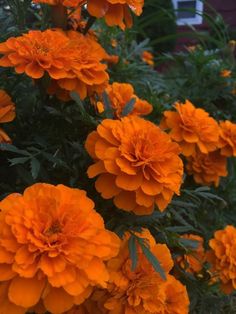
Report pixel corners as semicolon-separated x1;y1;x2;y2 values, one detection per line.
44;220;61;236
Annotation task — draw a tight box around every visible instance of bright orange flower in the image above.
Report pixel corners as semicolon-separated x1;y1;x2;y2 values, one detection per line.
0;90;16;143
220;70;231;78
141;51;154;66
85;116;183;214
207;225;236;294
0;183;120;314
33;0;83;7
161;100;220;156
74;229;189;314
0;29;72;80
52;30;109;100
0;30;109;100
218;120;236;157
87;0;144;30
177;234;205;274
99;82;152;119
186;150;228;187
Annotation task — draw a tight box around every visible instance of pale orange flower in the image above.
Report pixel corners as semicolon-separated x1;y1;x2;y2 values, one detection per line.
207;225;236;294
218;120;236;157
141;51;154;66
0;30;109;100
161;100;220;156
0;90;16;143
186;150;228;187
74;229;189;314
85;116;183;215
177;234;205;274
87;0;144;30
0;183;120;314
99;82;152;119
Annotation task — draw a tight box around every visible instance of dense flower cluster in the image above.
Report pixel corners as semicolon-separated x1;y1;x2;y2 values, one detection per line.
177;234;205;274
207;225;236;294
0;90;15;143
73;229;189;313
34;0;144;29
0;183;120;313
186;150;228;187
85;116;183;214
0;29;109;100
161;100;219;156
218;120;236;157
98;82;153;119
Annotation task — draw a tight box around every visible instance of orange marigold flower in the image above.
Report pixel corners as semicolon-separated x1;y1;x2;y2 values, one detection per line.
33;0;83;7
74;229;189;314
207;225;236;294
186;150;228;187
218;120;236;157
0;90;16;143
0;30;109;100
0;183;120;314
141;50;154;66
85;116;183;214
0;29;73;80
161;100;220;156
100;82;152;119
87;0;144;30
220;69;231;78
177;234;205;274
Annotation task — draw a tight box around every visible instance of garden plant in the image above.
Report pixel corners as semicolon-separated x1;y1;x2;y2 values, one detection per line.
0;0;236;313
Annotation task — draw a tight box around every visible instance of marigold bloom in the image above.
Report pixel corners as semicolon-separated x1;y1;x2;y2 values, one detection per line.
220;70;231;78
33;0;83;7
0;29;109;100
75;229;189;314
100;82;152;119
186;150;228;187
177;234;205;274
0;183;120;314
141;51;154;66
87;0;144;30
218;120;236;157
207;225;236;294
85;116;183;214
161;100;220;156
0;90;16;143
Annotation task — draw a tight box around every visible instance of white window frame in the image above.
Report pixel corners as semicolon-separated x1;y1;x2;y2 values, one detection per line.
172;0;204;26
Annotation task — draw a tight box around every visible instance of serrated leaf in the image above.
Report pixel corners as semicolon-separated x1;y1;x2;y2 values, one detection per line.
8;157;30;166
30;158;40;179
121;98;136;117
128;235;138;271
138;238;166;280
0;143;31;156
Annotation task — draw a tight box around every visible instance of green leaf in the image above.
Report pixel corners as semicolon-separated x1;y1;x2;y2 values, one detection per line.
30;158;40;179
0;143;31;156
102;92;114;119
138;238;166;280
121;98;136;117
8;157;30;166
128;235;138;271
178;238;199;250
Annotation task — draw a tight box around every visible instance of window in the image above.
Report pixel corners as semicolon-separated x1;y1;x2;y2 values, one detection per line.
172;0;204;26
